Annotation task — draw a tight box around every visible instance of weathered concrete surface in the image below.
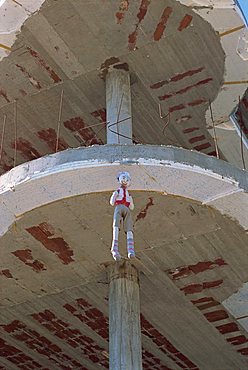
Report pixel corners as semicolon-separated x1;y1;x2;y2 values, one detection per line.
1;190;248;369
0;145;247;237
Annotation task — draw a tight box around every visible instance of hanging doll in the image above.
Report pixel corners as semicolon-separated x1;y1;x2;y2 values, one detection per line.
110;171;135;261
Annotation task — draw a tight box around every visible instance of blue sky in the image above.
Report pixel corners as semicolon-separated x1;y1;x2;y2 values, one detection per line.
236;0;248;26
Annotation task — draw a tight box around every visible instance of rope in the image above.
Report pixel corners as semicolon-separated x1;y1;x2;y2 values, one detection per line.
209;101;220;159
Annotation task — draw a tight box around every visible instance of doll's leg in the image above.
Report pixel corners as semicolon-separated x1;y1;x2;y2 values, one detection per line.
111;226;121;261
127;231;135;258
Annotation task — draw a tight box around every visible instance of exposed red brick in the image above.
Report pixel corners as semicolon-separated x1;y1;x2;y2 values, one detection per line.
64;116;102;145
227;335;248;345
2;320;85;368
0;269;13;278
37;128;69;152
150;67;204;89
188;98;206;107
136;197;154;222
178;14;193;31
27;47;61;84
183;127;200;134
159;78;213;100
238;347;248;355
207;150;217;157
26;222;74;265
91;108;106;124
141;315;199;369
16;64;42;90
64;298;109;340
153;7;173;41
181;280;223;295
204;310;229;322
216;322;239;334
12;138;41;161
115;0;129;24
12;249;46;272
168;258;227;279
32;309;108;368
0;338;43;369
128;0;151;50
193;142;211;151
169;104;185;113
189;135;206;144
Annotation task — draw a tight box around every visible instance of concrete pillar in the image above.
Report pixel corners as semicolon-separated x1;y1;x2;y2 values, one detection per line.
106;67;133;144
108;261;142;370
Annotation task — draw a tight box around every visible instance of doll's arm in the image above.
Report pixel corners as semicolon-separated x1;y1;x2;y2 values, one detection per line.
129;196;134;210
110;191;118;206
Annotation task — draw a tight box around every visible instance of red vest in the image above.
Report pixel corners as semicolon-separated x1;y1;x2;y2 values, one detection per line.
115;187;130;208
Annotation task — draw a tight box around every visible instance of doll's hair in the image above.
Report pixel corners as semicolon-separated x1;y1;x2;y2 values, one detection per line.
117;171;131;182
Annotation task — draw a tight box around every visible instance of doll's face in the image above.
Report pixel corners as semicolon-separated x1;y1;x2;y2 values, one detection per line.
118;172;131;187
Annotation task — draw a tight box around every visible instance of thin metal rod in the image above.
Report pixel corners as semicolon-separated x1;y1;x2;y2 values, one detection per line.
0;114;7;164
238;96;246;170
56;89;64;153
116;93;124;144
14;100;17;167
209;101;220;159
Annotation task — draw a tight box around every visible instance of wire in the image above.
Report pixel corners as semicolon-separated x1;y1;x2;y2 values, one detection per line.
14;100;17;167
238;96;246;170
56;89;64;152
0;114;6;164
158;104;170;137
209;101;220;159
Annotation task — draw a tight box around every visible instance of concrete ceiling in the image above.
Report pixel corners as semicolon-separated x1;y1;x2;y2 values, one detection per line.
1;192;248;370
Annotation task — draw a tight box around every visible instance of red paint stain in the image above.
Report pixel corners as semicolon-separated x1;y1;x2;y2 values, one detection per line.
128;0;151;50
27;47;61;84
64;116;102;145
37;128;69;152
178;14;193;31
189;135;206;144
16;64;42;90
227;335;247;345
193;142;211;151
169;104;186;113
180;279;223;295
204;310;228;322
64;298;109;340
91;108;106;123
32;309;108;368
176;115;192;124
100;56;120;79
2;320;84;368
150;67;204;89
0;338;43;369
159;78;213;100
0;89;10;103
216;322;239;334
26;222;74;265
141;315;199;369
116;0;129;24
153;7;173;41
168;258;227;280
12;249;46;272
136;197;154;222
0;269;13;278
12;138;41;161
183;127;200;134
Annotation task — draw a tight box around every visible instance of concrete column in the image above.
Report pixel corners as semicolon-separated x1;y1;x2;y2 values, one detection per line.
106;67;132;144
108;261;142;370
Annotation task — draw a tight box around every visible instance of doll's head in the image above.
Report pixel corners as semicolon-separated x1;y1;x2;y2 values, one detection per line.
117;172;131;187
